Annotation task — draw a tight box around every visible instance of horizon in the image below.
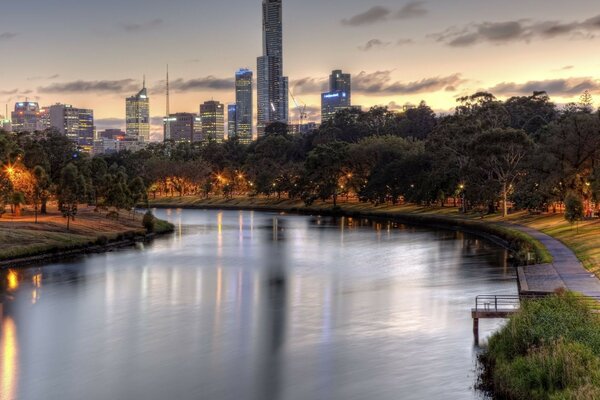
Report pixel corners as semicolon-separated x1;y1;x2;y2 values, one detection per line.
1;0;600;140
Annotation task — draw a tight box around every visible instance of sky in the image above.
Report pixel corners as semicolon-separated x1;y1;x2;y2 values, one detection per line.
1;0;600;140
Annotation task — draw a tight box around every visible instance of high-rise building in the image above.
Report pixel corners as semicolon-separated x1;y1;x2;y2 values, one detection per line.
329;70;352;105
163;113;202;143
257;0;288;136
228;104;237;140
48;104;95;151
321;91;351;122
126;81;150;142
11;102;45;133
235;68;253;143
200;101;225;142
321;70;353;123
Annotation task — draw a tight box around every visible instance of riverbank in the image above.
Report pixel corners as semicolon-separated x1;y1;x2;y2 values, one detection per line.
149;196;554;266
0;205;174;267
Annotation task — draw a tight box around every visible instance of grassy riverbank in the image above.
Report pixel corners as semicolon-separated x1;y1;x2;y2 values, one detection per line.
149;196;554;265
481;292;600;399
0;205;174;264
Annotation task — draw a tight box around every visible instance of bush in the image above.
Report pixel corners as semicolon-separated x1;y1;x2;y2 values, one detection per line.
483;292;600;399
96;235;108;246
142;211;156;233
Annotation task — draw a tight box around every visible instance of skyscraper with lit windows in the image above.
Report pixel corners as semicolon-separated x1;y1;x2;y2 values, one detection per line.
126;81;150;142
48;103;95;152
257;0;288;136
235;68;253;143
200;101;225;142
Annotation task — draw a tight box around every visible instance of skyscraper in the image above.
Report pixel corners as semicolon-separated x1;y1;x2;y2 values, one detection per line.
200;101;225;142
321;70;352;123
235;68;253;144
257;0;288;136
329;70;352;105
48;103;95;151
228;104;237;140
126;80;150;142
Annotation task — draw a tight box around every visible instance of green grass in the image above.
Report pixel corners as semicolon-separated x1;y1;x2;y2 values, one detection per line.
482;293;600;400
0;207;174;262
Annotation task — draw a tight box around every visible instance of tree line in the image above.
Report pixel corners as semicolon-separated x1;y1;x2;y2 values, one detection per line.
2;90;600;224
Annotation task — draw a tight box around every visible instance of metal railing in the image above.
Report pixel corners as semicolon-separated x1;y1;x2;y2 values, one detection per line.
474;295;521;313
474;294;600;314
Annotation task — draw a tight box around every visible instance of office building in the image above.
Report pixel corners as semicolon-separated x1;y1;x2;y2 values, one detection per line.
235;69;253;143
257;0;288;136
99;129;127;140
126;81;150;142
321;70;353;123
329;70;352;105
48;104;95;151
200;101;225;142
93;136;148;156
163;113;202;143
11;102;45;133
321;91;351;122
228;104;237;140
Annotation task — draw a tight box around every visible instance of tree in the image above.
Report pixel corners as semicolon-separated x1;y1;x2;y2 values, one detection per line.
564;193;584;230
471;128;533;217
32;166;50;223
304;142;349;207
57;163;85;230
10;192;25;217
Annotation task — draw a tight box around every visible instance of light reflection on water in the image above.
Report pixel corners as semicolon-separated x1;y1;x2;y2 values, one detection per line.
0;209;515;400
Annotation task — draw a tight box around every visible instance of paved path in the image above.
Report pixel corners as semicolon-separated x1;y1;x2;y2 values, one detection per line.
505;224;600;297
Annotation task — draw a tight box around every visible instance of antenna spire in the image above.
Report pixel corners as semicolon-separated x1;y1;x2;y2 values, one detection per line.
165;65;171;141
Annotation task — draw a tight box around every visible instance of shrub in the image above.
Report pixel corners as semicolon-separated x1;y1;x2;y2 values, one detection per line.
96;235;108;246
483;292;600;399
142;211;156;233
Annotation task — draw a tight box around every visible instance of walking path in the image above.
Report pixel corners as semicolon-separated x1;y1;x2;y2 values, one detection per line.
506;224;600;297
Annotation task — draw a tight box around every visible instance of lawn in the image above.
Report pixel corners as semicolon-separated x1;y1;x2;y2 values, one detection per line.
0;204;167;262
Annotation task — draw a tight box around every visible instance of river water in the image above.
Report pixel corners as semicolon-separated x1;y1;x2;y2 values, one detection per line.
0;209;516;400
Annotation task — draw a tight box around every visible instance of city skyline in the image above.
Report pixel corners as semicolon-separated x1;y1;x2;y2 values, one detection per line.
1;0;600;141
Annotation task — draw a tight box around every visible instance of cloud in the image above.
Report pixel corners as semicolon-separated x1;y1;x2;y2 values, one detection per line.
342;6;391;26
358;39;391;51
489;77;600;97
432;15;600;47
396;1;428;19
95;118;125;131
0;32;17;41
291;77;328;95
38;79;139;94
397;38;415;46
156;76;234;92
120;19;163;33
354;71;466;95
27;74;60;81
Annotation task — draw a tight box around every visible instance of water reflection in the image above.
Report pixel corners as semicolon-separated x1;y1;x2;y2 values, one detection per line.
0;210;515;400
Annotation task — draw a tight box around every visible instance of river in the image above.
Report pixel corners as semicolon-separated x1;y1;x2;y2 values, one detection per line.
0;209;516;400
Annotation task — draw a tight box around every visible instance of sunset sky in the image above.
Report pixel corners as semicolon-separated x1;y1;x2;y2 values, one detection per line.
1;0;599;140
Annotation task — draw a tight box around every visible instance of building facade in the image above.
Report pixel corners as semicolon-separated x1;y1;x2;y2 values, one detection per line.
200;101;225;142
321;70;353;123
235;68;253;143
126;83;150;142
48;104;95;151
329;70;352;105
257;0;288;136
228;104;237;140
164;113;202;143
11;102;45;133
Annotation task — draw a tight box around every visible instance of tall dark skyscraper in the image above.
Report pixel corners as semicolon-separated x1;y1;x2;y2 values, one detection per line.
235;68;253;144
321;69;352;123
329;70;352;105
257;0;288;136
